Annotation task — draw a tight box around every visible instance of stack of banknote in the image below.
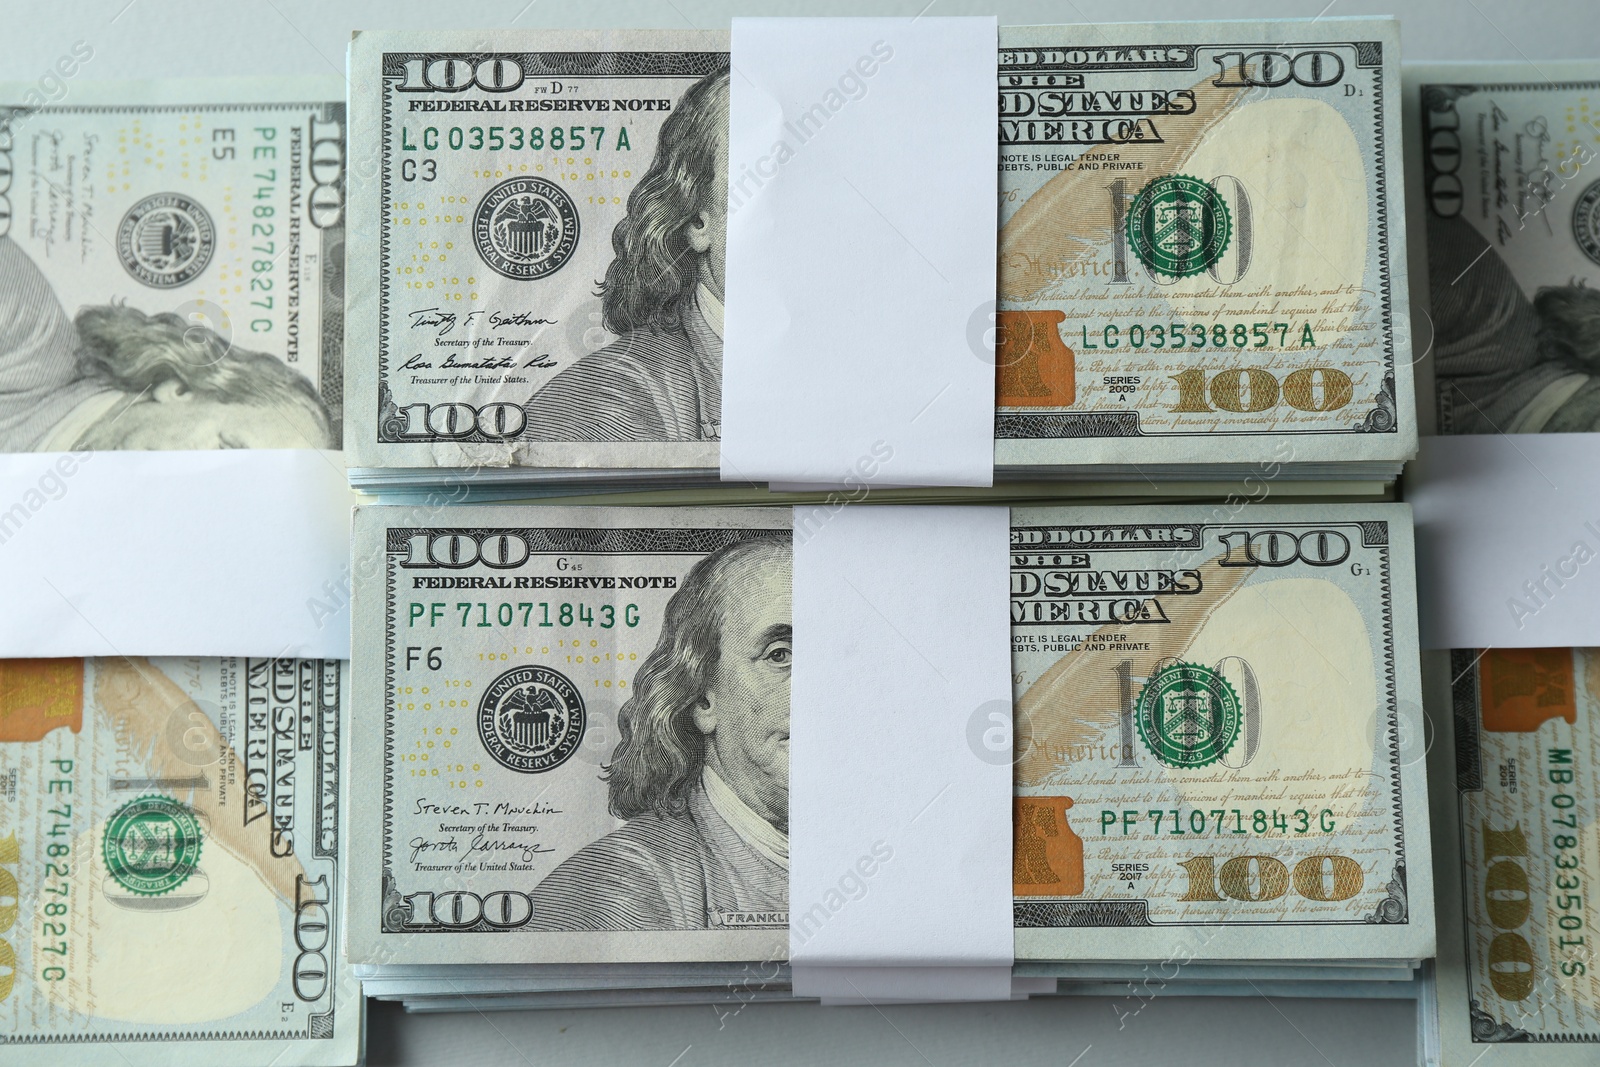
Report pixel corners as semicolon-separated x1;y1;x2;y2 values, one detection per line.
341;21;1418;494
4;23;1597;1067
340;499;1434;1011
1406;61;1600;1067
0;79;362;1065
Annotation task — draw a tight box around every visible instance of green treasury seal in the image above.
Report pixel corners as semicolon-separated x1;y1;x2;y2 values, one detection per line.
102;795;203;896
1126;175;1232;278
1135;662;1241;768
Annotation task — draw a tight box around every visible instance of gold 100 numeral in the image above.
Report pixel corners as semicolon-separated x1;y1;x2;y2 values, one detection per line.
1480;824;1536;1001
1170;366;1353;414
0;833;17;1002
1178;853;1364;903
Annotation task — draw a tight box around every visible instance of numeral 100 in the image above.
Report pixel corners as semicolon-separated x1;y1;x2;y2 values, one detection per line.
1169;366;1354;414
396;57;527;94
1218;528;1351;568
1479;824;1537;1001
397;401;526;440
1211;50;1346;88
1179;853;1364;903
403;532;531;569
402;889;535;928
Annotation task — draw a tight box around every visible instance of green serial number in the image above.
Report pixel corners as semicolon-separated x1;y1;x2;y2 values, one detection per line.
408;601;641;629
1078;321;1318;351
1100;807;1337;837
401;124;633;153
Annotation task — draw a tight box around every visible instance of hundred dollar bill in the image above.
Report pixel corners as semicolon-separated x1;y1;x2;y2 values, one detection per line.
0;657;357;1066
344;29;728;478
1424;649;1599;1065
345;23;1413;485
0;78;346;453
1406;62;1600;436
347;501;1427;967
994;20;1415;472
1009;503;1432;963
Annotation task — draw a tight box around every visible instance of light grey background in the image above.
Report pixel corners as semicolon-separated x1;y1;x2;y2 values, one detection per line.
4;1;1588;1064
0;0;1596;79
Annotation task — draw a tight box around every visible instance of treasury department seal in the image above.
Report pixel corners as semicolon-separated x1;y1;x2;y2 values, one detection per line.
1135;662;1241;769
102;794;203;896
117;192;216;288
1574;178;1600;268
1126;174;1232;279
477;665;586;773
473;177;580;281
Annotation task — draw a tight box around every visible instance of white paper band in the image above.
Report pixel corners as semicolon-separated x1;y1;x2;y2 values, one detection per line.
1409;433;1600;649
721;17;999;489
790;505;1013;1001
0;450;351;658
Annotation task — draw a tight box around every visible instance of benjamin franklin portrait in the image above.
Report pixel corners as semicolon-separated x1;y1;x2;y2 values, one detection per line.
0;236;333;452
522;67;729;444
530;538;790;930
1430;214;1600;434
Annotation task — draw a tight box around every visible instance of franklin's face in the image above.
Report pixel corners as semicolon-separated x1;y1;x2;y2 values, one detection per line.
696;554;791;830
77;387;333;450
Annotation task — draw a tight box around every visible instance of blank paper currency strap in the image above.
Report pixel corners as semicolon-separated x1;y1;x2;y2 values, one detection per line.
789;505;1016;1002
720;17;999;489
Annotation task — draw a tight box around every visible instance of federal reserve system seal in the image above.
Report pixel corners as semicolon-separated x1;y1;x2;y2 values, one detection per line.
117;192;216;288
102;794;204;896
1126;174;1232;279
473;176;581;281
1135;662;1242;768
477;665;586;773
1575;178;1600;268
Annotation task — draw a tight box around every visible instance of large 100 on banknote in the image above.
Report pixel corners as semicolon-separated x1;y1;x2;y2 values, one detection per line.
346;502;1429;967
344;22;1414;478
1;78;345;454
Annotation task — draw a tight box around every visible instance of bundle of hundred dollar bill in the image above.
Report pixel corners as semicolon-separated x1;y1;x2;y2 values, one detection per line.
1406;61;1600;1067
0;79;362;1062
343;20;1418;494
343;500;1433;1010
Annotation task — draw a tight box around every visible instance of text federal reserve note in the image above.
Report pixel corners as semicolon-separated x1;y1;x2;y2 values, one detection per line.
0;657;357;1066
0;78;346;453
347;506;791;966
995;20;1415;471
345;30;728;475
1009;504;1433;964
1406;62;1600;436
1425;649;1600;1065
